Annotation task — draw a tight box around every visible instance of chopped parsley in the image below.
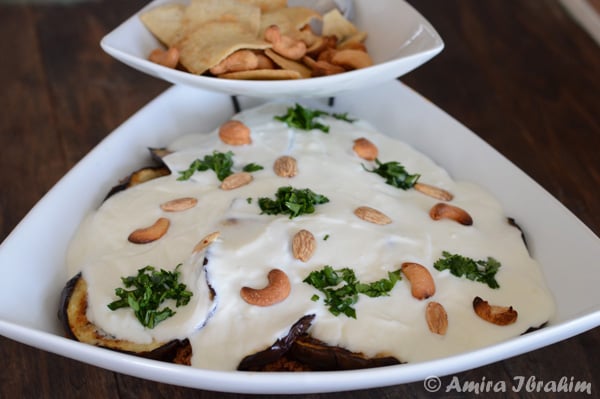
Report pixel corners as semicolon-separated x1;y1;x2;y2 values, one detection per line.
332;112;356;123
363;159;420;190
107;265;192;329
303;266;402;318
177;150;263;181
242;163;264;173
257;186;329;219
323;234;330;241
433;251;501;289
274;104;357;133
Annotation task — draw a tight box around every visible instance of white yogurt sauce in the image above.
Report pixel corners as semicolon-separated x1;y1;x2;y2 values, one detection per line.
66;102;555;370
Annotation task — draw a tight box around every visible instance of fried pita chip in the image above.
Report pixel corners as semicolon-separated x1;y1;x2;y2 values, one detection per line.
264;48;311;78
322;8;358;41
177;22;271;75
237;0;287;13
219;69;302;80
139;3;185;47
183;0;261;36
260;7;322;40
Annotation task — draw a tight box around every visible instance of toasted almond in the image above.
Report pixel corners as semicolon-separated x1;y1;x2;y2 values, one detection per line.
292;229;316;262
218;120;252;146
426;301;448;335
128;217;170;244
429;203;473;225
353;137;378;161
220;172;253;190
473;296;518;326
401;262;436;300
273;155;298;177
160;197;198;212
414;183;454;201
192;231;220;254
354;206;392;225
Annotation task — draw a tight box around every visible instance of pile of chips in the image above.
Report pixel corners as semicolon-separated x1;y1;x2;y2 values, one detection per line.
140;0;372;80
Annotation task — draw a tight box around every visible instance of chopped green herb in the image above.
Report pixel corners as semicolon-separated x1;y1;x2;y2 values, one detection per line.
303;266;401;318
332;112;356;123
178;151;263;181
434;251;501;289
242;163;264;172
246;197;253;204
311;294;320;302
107;264;192;329
258;186;329;219
363;158;420;190
274;103;330;133
323;234;330;241
178;150;234;181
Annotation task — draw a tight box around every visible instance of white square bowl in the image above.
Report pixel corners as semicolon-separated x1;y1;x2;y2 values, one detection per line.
0;81;598;394
100;0;444;98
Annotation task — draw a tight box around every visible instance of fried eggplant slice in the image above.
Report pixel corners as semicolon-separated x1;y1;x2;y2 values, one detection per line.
288;335;401;371
237;313;401;371
58;273;191;364
237;314;315;371
104;165;171;200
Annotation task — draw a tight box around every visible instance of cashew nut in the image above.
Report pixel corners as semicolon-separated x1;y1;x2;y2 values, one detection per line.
401;262;436;300
264;25;307;60
209;50;259;75
240;269;291;306
331;49;373;70
128;217;170;244
148;47;180;69
473;296;518;326
429;203;473;225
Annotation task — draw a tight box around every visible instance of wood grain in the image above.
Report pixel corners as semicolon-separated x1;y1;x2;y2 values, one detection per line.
0;0;598;398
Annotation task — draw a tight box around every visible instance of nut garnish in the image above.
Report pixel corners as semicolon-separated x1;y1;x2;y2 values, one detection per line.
273;155;298;177
429;203;473;225
426;301;448;335
192;231;220;254
218;120;252;145
292;229;316;262
354;206;392;225
473;296;518;326
401;262;436;300
160;197;198;212
240;268;291;307
128;217;170;244
414;183;454;201
353;137;378;161
220;172;253;190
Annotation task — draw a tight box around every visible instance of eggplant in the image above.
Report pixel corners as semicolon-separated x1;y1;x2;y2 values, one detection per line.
237;314;401;371
104;165;171;200
288;335;401;371
237;314;315;371
58;273;191;365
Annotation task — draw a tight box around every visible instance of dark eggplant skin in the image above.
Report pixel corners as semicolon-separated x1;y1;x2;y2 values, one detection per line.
288;335;401;371
58;273;191;365
104;165;171;201
237;314;315;371
237;314;401;371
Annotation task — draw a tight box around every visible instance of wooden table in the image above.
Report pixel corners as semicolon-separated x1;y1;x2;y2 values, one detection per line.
1;0;598;397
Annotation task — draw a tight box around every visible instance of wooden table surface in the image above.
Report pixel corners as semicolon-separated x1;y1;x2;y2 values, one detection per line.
1;0;599;397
